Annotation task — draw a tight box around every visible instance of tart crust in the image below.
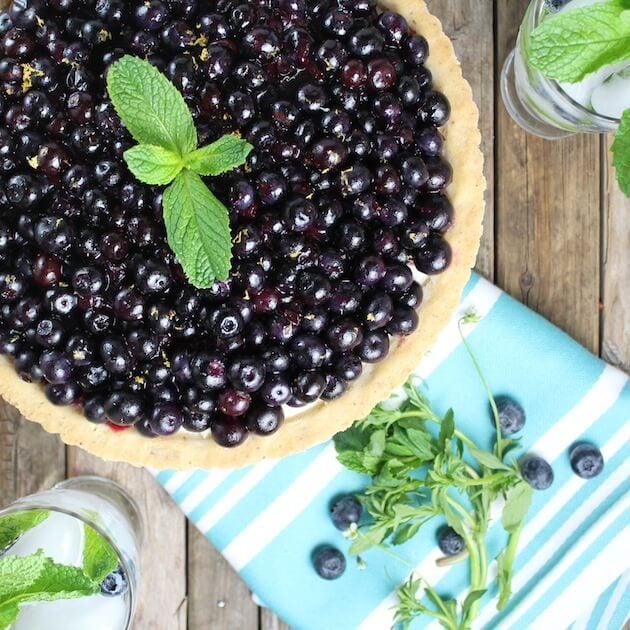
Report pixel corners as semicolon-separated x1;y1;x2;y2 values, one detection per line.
0;0;485;469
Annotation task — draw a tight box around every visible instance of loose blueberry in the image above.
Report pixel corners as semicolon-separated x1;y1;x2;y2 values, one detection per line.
493;397;526;436
569;443;604;479
330;495;362;531
312;546;346;580
437;526;465;556
520;456;554;490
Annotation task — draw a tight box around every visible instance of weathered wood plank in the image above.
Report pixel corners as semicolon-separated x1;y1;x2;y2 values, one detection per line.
0;403;65;503
260;607;291;630
495;0;601;352
427;0;495;279
601;137;630;371
187;524;258;630
67;448;188;630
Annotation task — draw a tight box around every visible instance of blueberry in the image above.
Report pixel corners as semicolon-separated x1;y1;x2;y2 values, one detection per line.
312;546;346;580
520;456;554;490
545;0;570;10
100;564;128;597
437;526;465;556
569;443;604;479
493;397;526;436
330;495;362;531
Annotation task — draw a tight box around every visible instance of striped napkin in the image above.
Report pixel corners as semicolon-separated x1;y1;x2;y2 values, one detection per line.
152;274;630;629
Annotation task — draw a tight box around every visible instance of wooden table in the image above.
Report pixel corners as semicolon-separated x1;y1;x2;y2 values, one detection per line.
1;2;628;628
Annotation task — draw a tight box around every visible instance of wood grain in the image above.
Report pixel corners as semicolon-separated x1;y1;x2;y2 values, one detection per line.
495;0;601;353
601;137;630;371
260;607;291;630
0;400;65;501
427;0;495;280
187;524;258;630
67;448;188;630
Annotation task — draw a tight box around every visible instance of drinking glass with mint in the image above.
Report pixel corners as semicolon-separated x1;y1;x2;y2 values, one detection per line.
501;0;629;196
0;477;142;630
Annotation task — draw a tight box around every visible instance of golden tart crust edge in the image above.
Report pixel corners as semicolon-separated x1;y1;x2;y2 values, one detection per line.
0;0;486;469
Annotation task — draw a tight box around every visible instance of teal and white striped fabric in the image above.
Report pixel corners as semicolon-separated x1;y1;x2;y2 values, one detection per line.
152;274;630;629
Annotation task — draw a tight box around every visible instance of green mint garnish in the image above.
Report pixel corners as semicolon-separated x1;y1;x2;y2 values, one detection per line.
612;109;630;195
105;55;196;156
82;524;119;583
106;55;253;288
163;169;233;288
184;134;254;176
123;145;184;186
0;510;50;551
529;2;630;84
0;551;99;630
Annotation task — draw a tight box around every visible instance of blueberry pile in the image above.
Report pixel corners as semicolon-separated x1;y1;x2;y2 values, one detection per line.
0;0;455;447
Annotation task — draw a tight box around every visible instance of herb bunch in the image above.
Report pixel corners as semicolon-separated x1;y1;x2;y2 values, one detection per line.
334;331;533;629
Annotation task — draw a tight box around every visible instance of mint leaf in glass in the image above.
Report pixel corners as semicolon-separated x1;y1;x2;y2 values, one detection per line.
0;551;99;629
529;3;630;83
185;134;253;176
106;55;197;156
123;145;184;185
0;511;50;551
163;170;232;288
612;109;630;195
82;525;119;584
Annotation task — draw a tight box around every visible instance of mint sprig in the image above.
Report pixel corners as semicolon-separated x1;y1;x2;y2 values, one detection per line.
529;2;630;83
0;510;49;551
106;55;252;288
0;551;99;630
528;1;630;197
612;109;630;195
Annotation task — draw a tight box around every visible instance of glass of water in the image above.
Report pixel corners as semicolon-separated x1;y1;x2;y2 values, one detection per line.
500;0;626;139
0;476;143;630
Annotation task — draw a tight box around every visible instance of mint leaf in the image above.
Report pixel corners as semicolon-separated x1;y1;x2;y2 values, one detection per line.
529;4;630;83
0;600;19;630
163;169;232;287
0;510;49;550
82;525;118;583
106;55;197;156
185;134;253;176
123;145;184;185
0;551;98;629
502;481;533;533
612;109;630;196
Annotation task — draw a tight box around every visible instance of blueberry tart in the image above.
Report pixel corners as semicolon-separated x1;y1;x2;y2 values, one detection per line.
0;0;484;468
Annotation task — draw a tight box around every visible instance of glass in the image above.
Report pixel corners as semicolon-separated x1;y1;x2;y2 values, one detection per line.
500;0;622;139
0;476;143;630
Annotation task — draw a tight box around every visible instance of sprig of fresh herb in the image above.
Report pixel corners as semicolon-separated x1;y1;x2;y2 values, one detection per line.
529;1;630;83
528;0;630;196
0;515;122;630
0;550;99;630
106;55;252;288
333;325;533;628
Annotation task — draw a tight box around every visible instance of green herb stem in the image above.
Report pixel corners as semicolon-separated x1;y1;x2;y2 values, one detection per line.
497;521;524;610
458;319;503;460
